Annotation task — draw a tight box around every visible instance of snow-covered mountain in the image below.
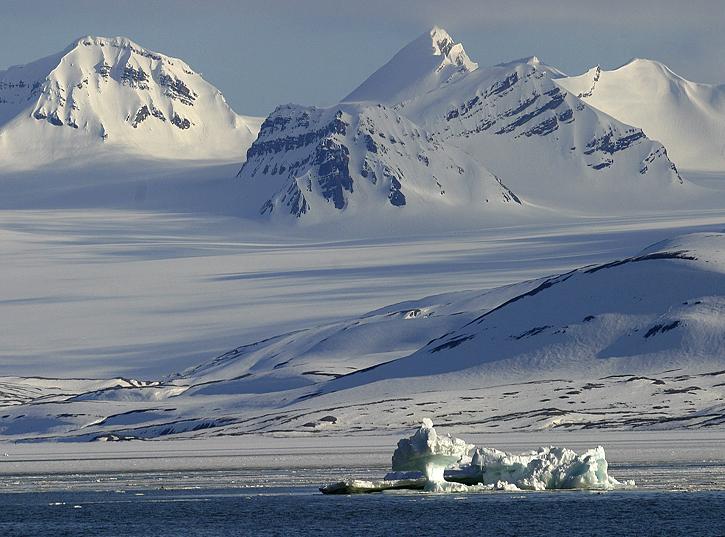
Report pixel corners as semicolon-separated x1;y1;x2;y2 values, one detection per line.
556;59;725;171
378;52;684;210
1;232;723;440
241;27;685;221
236;102;523;221
0;36;262;168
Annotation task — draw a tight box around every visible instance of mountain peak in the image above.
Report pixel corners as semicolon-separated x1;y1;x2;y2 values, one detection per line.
342;27;477;105
423;26;477;72
556;58;725;170
613;57;684;80
427;26;454;55
0;35;261;166
72;35;142;49
494;55;548;69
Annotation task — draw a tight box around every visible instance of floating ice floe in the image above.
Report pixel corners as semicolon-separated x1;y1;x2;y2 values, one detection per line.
320;420;633;494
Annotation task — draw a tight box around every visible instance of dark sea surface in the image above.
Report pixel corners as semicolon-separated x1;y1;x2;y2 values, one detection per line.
1;459;724;537
1;486;724;537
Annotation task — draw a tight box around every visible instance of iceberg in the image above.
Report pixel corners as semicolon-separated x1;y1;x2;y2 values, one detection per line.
320;420;633;494
390;418;473;491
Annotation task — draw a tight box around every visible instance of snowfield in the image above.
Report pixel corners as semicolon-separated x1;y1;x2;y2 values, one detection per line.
0;229;724;441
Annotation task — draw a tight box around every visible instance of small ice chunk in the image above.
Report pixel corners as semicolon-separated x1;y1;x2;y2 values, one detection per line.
493;480;520;491
320;477;426;494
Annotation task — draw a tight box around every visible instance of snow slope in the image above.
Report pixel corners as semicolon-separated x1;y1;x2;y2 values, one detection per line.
556;60;725;171
324;232;725;392
170;280;541;394
0;36;261;169
343;27;477;105
1;232;723;440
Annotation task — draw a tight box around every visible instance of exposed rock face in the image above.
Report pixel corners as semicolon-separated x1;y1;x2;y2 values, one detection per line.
237;103;523;219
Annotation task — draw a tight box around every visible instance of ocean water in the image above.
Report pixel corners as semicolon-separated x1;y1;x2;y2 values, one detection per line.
1;486;724;537
1;458;724;537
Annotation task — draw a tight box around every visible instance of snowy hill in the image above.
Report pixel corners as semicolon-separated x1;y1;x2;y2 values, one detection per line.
556;59;725;171
0;36;262;168
243;28;686;220
237;102;523;221
325;232;725;393
1;232;723;440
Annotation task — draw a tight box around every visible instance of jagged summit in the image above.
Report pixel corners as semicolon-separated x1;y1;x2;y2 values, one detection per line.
0;35;262;167
342;26;477;105
427;26;477;71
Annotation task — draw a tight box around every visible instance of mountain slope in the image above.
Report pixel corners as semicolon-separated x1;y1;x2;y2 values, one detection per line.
169;279;541;394
343;27;477;105
236;102;524;222
325;232;725;393
556;59;725;171
399;55;685;210
0;36;261;168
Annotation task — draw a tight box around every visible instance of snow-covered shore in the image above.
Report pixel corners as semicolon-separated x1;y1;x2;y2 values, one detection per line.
1;430;723;480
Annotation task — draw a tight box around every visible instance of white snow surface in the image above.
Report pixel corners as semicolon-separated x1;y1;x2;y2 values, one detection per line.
556;59;725;171
1;29;725;443
1;230;724;441
0;36;261;168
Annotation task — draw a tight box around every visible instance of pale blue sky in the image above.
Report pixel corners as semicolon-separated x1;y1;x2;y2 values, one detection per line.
1;0;723;116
